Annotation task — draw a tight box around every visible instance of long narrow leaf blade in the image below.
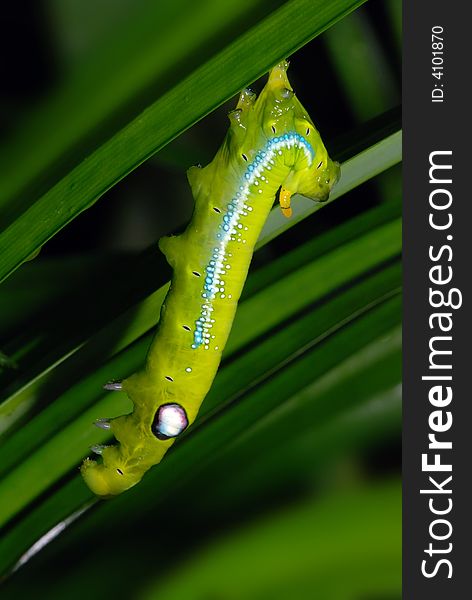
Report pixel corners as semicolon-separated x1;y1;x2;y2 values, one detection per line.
0;0;366;283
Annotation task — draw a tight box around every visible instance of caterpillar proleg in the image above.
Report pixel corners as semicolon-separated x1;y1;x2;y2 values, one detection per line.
81;61;340;496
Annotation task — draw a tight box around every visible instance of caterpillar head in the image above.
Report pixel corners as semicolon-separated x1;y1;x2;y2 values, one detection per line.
231;60;340;202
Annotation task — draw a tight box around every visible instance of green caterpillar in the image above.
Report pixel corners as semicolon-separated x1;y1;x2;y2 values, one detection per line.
81;61;340;496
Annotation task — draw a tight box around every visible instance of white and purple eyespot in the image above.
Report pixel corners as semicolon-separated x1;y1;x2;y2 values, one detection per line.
151;403;189;440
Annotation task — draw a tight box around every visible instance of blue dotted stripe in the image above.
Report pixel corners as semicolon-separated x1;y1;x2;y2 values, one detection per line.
192;132;314;350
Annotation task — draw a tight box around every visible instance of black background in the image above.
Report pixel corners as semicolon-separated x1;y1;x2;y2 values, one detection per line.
403;1;470;596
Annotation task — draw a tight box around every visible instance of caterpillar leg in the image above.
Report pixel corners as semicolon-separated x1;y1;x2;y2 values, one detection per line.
90;444;106;455
92;381;122;429
104;380;122;391
279;187;292;218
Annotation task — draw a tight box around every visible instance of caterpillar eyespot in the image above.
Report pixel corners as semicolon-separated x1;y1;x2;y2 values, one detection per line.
81;60;340;496
151;403;189;440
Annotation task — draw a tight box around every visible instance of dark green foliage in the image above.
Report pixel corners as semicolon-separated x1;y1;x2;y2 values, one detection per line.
0;1;401;597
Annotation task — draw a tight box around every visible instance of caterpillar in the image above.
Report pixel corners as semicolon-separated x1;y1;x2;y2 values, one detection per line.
81;61;340;496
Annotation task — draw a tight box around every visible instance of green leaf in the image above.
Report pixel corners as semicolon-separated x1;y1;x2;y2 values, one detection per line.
0;232;400;524
139;482;401;600
0;0;366;284
0;2;400;590
0;206;400;456
0;284;401;574
323;9;399;121
0;0;281;211
0;129;401;440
